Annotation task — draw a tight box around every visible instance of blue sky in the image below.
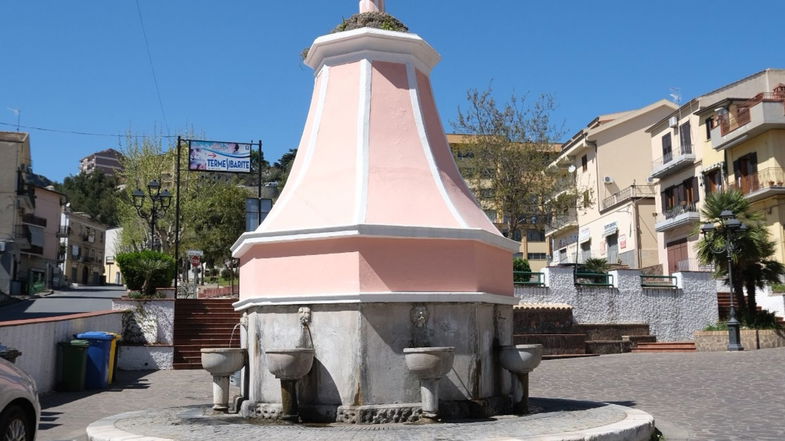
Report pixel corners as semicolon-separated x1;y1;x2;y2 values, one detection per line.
2;1;783;182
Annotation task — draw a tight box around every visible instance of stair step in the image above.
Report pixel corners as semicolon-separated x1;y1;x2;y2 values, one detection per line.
513;333;587;355
585;340;632;355
542;353;599;360
632;342;696;352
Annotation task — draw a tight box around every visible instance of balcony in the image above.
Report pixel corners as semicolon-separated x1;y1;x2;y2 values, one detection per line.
655;202;701;232
711;96;785;151
56;226;71;238
650;144;696;179
22;214;47;228
727;167;785;203
600;184;655;212
545;209;578;237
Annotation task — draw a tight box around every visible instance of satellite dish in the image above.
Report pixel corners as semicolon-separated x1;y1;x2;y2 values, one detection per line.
568;165;577;174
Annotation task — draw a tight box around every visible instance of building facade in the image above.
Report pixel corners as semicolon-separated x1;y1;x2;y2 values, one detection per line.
60;211;107;286
104;227;123;285
15;186;67;293
648;69;785;274
0;132;35;295
79;148;124;177
548;100;677;270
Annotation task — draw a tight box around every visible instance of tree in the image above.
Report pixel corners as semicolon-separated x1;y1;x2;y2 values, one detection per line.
697;190;785;321
116;135;249;270
271;148;298;190
452;88;577;239
56;171;119;226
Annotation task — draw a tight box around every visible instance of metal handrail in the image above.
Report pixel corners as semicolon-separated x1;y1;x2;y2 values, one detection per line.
640;274;677;288
514;271;545;287
575;272;614;287
601;184;655;211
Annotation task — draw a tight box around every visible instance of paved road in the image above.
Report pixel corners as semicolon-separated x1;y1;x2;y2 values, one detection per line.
36;348;785;441
0;285;125;321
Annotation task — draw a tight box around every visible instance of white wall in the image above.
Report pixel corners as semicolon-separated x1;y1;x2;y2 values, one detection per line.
0;311;123;393
515;266;718;341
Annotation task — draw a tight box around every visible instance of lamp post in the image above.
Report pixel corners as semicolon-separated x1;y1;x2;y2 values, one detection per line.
700;209;747;351
132;179;173;252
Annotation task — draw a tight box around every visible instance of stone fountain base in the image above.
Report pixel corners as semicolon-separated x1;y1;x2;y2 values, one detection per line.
238;299;516;423
86;398;656;441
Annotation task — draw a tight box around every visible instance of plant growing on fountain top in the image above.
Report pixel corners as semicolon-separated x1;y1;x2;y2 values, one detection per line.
116;250;176;297
332;11;408;33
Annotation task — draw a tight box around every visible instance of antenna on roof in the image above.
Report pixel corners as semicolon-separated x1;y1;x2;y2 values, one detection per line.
669;88;681;106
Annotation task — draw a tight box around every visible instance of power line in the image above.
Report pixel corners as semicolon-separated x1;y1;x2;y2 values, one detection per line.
135;0;170;135
0;120;177;139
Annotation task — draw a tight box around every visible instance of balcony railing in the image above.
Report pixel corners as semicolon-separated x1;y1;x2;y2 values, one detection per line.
22;214;47;227
727;168;785;200
651;144;695;179
56;226;71;237
718;92;785;136
601;184;655;211
545;209;578;235
655;202;700;232
575;272;614;287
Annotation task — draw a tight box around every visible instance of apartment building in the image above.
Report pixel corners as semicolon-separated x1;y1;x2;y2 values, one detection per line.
0;132;35;295
447;134;554;271
79;148;124;177
548;100;677;269
16;186;67;292
648;69;785;274
60;210;107;286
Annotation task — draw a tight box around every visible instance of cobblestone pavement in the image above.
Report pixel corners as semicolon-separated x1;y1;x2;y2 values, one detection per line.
38;348;785;441
529;348;785;441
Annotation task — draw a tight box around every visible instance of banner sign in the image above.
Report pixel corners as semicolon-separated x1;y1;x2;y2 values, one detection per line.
188;140;252;173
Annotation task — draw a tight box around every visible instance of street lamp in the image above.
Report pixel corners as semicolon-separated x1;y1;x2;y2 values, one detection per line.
132;179;173;251
700;209;748;351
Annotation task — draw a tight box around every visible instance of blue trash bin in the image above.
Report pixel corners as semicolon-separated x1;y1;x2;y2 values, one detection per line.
75;332;115;389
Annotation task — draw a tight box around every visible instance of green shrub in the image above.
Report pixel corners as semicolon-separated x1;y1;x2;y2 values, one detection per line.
513;258;532;283
771;283;785;293
116;251;176;297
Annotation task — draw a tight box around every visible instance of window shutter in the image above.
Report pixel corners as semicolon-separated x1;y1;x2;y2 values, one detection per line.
693;176;700;203
733;160;740;185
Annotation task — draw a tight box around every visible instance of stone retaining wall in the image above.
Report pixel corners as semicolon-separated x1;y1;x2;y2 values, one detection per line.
516;267;717;342
694;329;785;351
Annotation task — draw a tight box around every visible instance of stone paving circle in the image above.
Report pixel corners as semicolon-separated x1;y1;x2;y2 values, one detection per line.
86;398;654;441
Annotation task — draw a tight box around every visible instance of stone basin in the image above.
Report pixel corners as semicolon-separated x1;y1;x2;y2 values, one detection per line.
499;344;542;374
266;348;315;380
201;348;247;377
403;347;455;380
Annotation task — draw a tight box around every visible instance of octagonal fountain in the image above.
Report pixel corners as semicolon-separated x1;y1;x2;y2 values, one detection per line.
85;2;658;439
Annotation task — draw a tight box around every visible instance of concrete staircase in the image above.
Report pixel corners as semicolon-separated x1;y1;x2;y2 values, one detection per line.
717;292;785;327
576;323;656;355
173;299;242;369
512;304;596;359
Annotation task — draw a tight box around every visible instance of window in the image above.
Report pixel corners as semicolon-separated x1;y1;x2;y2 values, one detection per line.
662;134;673;162
480;189;494;199
526;229;546;242
527;253;547;260
512;230;523;241
704;169;722;195
581;155;588;171
580;241;591;262
661;177;699;213
679;122;692;154
583;190;590;208
705;118;713;140
483;209;497;222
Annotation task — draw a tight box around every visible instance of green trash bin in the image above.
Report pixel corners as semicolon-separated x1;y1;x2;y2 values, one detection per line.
58;339;89;392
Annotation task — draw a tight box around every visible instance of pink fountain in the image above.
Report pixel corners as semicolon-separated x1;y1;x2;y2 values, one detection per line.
230;0;525;423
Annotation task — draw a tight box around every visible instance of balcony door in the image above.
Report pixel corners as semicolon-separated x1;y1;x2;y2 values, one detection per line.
733;152;758;194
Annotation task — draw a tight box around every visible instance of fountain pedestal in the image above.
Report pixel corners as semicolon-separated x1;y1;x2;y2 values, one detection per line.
201;348;247;412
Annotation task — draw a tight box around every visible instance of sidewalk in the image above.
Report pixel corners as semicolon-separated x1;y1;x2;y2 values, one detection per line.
38;369;234;441
39;348;785;441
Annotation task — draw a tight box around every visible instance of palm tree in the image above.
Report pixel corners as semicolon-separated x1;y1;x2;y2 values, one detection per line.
697;190;785;319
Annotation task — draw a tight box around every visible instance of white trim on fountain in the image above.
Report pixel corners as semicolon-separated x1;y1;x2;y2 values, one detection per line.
305;28;441;75
353;58;372;224
233;291;519;310
231;223;521;258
